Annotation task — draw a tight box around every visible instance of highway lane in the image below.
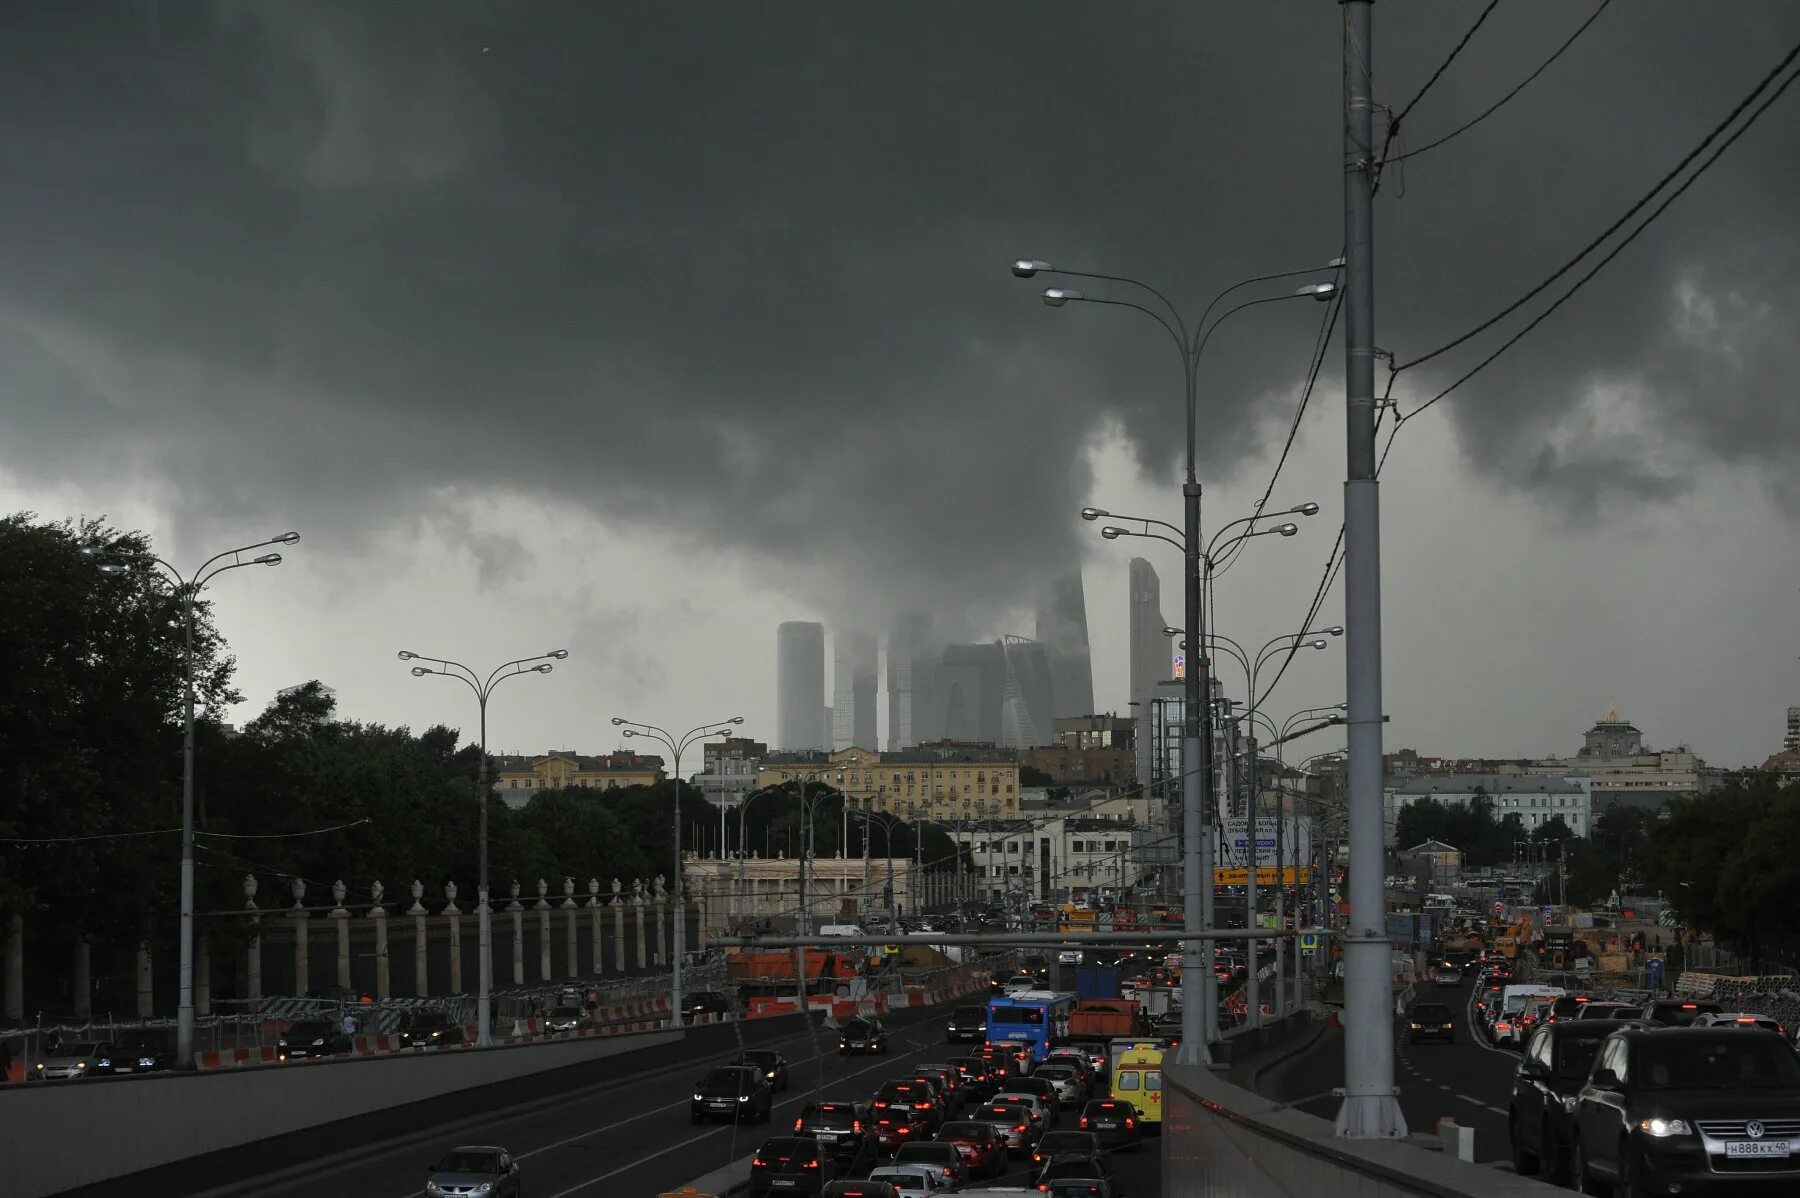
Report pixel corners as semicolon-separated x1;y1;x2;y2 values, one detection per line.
64;994;1160;1198
1259;972;1518;1160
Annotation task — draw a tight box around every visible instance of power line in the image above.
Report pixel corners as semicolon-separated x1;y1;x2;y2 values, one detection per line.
1394;35;1800;376
1385;0;1612;167
1402;54;1800;423
1380;0;1504;169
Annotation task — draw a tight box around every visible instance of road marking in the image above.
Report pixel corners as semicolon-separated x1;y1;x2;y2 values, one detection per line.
1438;1084;1451;1091
1456;1093;1485;1106
1486;1105;1507;1115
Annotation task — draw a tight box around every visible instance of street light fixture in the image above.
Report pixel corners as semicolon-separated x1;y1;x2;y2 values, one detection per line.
400;647;567;1046
1012;259;1054;278
613;714;745;1029
1042;288;1081;307
1080;507;1108;522
87;529;301;1070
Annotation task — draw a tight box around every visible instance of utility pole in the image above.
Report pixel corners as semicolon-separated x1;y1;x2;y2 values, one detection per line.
1336;0;1406;1139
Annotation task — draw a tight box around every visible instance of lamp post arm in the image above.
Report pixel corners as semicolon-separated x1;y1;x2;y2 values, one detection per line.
1061;294;1191;366
1194;264;1340;344
1039;267;1190;338
1189;293;1305;363
193;535;288;581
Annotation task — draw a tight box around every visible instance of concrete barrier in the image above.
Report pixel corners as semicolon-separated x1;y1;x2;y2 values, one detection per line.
1161;1058;1567;1197
0;1025;680;1198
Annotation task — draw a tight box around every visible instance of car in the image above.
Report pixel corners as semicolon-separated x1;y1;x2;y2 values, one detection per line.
1044;1048;1098;1084
1514;995;1557;1045
1406;1002;1457;1044
864;1165;940;1198
735;1048;793;1091
1031;1128;1107;1168
1434;965;1462;988
424;1145;522;1198
838;1018;888;1055
543;1004;586;1033
691;1065;773;1124
1063;1042;1110;1078
949;1056;999;1101
993;1089;1053;1134
873;1081;941;1149
1036;1160;1122;1197
1575;1001;1641;1021
32;1040;114;1081
1033;1063;1087;1106
107;1031;174;1074
821;1183;900;1198
1641;999;1723;1027
1036;1154;1122;1195
1508;1021;1624;1185
398;1010;465;1047
934;1119;1007;1178
1002;1075;1064;1117
1572;1026;1800;1196
874;1079;942;1126
276;1021;351;1060
1058;948;1084;965
946;1005;987;1043
972;1100;1038;1154
751;1137;843;1197
1542;994;1594;1025
891;1141;967;1189
913;1063;962;1104
1077;1099;1141;1150
684;990;735;1023
1692;1012;1786;1035
794;1100;878;1169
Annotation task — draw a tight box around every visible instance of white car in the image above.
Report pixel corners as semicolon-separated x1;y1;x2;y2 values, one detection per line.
993;1090;1053;1132
867;1165;942;1197
1032;1063;1086;1106
1692;1011;1785;1035
1057;947;1083;965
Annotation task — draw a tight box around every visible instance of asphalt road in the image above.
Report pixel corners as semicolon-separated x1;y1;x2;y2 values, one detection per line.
1261;972;1521;1160
63;998;1162;1198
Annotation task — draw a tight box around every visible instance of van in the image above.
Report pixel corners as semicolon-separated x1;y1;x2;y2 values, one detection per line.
818;925;865;937
1493;984;1563;1045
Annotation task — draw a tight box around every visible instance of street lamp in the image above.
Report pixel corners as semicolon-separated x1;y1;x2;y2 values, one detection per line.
612;714;744;1028
87;531;300;1070
400;648;566;1046
1021;252;1342;1066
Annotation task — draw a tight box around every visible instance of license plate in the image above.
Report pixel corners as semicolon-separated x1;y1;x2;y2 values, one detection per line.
710;1102;732;1109
771;1180;798;1188
1094;1120;1117;1129
113;1067;134;1073
1726;1141;1791;1158
817;1134;838;1144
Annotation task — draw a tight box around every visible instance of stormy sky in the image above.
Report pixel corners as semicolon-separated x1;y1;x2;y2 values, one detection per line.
3;1;1796;768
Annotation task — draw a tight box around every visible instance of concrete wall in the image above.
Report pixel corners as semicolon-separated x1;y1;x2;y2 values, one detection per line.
2;1027;679;1197
1161;1060;1567;1198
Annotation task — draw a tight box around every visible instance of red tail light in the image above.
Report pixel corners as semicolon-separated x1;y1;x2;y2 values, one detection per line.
853;1119;863;1132
802;1159;820;1169
914;1102;933;1110
751;1156;765;1167
1126;1116;1137;1128
1079;1116;1090;1128
793;1118;803;1131
1016;1123;1029;1132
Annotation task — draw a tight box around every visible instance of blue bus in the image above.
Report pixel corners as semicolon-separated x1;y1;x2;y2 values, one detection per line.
985;990;1076;1062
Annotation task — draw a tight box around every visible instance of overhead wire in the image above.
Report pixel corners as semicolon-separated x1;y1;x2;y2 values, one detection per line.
1377;0;1504;176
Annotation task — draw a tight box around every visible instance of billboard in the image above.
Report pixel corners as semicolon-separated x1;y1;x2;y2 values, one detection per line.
1221;816;1313;870
1213;867;1312;886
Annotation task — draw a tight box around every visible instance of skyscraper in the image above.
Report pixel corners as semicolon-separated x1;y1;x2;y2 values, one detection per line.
998;636;1056;748
887;613;938;750
776;622;827;751
934;641;1006;743
1129;558;1170;790
1035;571;1095;719
832;630;879;750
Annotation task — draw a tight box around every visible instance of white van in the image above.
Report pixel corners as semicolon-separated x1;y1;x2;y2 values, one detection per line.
1494;984;1564;1046
817;924;865;937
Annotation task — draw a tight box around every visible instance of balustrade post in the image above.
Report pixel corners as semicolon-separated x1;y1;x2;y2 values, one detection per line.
331;880;351;989
586;879;603;976
370;881;390;1000
652;875;668;968
444;882;463;995
536;879;552;981
611;879;625;972
561;878;578;980
243;875;262;1003
408;881;429;997
508;880;525;986
290;878;310;997
632;880;648;971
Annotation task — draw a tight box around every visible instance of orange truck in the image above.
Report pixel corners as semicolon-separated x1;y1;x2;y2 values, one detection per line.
1069;998;1142;1038
726;950;860;994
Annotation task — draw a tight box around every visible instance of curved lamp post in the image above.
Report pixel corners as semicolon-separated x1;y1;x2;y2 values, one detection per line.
612;715;744;1028
89;530;300;1069
399;648;566;1046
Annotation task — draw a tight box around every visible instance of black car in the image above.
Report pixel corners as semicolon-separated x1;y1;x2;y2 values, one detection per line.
873;1080;942;1135
946;1004;987;1043
1078;1099;1142;1150
684;990;735;1023
398;1010;465;1047
1033;1129;1107;1168
949;1056;999;1102
1406;1002;1457;1044
837;1017;888;1055
691;1064;773;1124
751;1137;842;1197
734;1048;791;1091
1038;1156;1123;1196
107;1032;174;1074
1509;1021;1623;1184
1642;999;1723;1028
1572;1026;1800;1196
794;1100;877;1168
276;1020;351;1060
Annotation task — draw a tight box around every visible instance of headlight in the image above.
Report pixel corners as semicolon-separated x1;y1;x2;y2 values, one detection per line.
425;1184;443;1196
1639;1118;1690;1137
277;1039;288;1047
1562;1096;1578;1114
76;1062;87;1069
311;1038;325;1047
473;1185;493;1196
1408;1023;1420;1029
694;1093;705;1101
738;1094;750;1102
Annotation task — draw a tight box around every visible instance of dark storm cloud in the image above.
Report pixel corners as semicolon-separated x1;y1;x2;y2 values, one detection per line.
0;1;1795;624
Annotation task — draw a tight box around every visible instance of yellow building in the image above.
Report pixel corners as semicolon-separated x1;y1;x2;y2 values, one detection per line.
493;750;665;795
756;743;1020;819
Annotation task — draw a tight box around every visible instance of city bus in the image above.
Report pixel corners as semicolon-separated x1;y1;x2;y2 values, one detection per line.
1108;1040;1165;1129
985;990;1075;1063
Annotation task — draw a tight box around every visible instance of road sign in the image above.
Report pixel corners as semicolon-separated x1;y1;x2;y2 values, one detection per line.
1213;867;1311;886
1543;906;1554;922
1299;932;1319;952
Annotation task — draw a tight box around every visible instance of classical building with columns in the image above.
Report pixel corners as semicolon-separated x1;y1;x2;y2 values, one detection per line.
684;853;926;937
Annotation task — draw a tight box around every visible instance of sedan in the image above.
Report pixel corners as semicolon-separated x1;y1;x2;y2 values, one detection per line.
1406;1003;1457;1044
1434;966;1462;988
734;1048;792;1091
398;1011;465;1047
33;1040;114;1081
424;1145;521;1198
751;1137;842;1196
107;1034;173;1075
838;1018;888;1055
1034;1063;1087;1107
865;1165;940;1198
276;1021;351;1061
1078;1100;1142;1150
542;1005;586;1033
945;1005;987;1044
935;1120;1006;1178
971;1100;1037;1154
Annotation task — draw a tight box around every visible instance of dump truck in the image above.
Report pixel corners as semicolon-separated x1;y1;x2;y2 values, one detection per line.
1070;998;1142;1039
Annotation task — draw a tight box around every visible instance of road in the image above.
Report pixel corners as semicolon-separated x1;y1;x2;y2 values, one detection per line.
62;998;1162;1198
1260;971;1520;1160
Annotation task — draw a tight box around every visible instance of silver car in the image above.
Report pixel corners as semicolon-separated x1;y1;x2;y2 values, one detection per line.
34;1040;114;1081
1033;1064;1086;1107
425;1145;522;1197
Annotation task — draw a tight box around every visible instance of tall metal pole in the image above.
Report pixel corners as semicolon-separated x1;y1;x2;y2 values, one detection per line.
1337;0;1405;1138
477;699;493;1047
1183;480;1216;1065
797;774;809;934
1244;733;1260;1025
176;593;196;1070
671;747;685;1027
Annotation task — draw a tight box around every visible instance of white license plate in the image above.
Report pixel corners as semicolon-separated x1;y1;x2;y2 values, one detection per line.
771;1180;798;1188
1093;1120;1118;1129
1726;1141;1791;1158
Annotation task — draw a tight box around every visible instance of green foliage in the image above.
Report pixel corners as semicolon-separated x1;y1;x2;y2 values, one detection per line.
1642;772;1796;959
1392;789;1532;870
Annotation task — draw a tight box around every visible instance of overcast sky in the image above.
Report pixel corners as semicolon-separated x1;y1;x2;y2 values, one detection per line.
4;1;1796;769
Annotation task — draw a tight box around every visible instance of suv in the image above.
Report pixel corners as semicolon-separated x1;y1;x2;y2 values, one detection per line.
1692;1012;1786;1036
275;1021;351;1060
1544;994;1594;1025
1509;1021;1624;1185
946;1005;986;1043
751;1137;843;1197
1642;999;1723;1027
1406;1002;1456;1044
794;1101;877;1169
1032;1128;1106;1168
1572;1026;1800;1195
1078;1099;1141;1150
949;1056;998;1101
398;1010;464;1047
838;1018;888;1055
692;1065;773;1124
